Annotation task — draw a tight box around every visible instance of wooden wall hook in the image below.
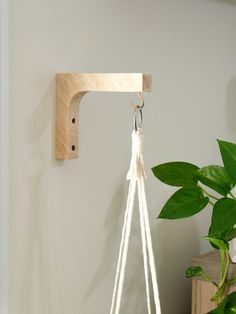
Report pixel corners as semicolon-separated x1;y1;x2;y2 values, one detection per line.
56;73;152;160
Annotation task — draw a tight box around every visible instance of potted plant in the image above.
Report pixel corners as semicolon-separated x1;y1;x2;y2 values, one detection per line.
152;139;236;313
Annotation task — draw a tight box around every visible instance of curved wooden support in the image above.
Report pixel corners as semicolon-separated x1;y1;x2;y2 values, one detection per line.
56;73;152;160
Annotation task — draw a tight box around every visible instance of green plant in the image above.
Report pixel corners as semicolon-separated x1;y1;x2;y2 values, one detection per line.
152;140;236;313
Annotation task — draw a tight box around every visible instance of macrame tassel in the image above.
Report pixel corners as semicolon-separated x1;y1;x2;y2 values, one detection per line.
110;128;161;314
127;129;147;180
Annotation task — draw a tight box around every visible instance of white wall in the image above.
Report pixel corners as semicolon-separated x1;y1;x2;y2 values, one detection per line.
9;0;236;313
0;0;8;312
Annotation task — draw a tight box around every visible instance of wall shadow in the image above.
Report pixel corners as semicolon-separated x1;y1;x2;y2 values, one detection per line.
17;80;64;314
225;77;236;136
82;183;126;302
153;219;199;314
18;153;53;314
82;184;199;313
119;218;199;314
25;78;63;167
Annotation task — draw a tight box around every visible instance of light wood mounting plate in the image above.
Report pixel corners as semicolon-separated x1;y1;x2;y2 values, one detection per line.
56;73;152;160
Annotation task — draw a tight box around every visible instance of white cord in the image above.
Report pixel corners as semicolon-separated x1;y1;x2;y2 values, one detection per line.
110;129;162;314
109;176;135;314
112;176;136;314
139;177;162;313
138;178;152;314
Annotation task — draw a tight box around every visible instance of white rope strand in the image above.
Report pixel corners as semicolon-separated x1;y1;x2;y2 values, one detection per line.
114;176;136;314
109;177;135;314
139;177;162;313
137;180;152;314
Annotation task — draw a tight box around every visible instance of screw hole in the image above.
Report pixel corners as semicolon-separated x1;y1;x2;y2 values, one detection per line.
72;145;76;151
72;118;76;124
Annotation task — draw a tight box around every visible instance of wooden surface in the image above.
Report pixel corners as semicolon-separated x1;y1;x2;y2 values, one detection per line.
192;279;236;314
55;73;152;160
192;251;236;283
192;251;236;314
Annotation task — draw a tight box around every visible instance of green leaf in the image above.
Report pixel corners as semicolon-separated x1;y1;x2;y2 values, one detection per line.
225;228;236;241
185;266;204;278
196;165;234;196
218;140;236;185
203;236;228;250
152;162;199;187
158;187;209;219
208;292;236;314
210;198;236;240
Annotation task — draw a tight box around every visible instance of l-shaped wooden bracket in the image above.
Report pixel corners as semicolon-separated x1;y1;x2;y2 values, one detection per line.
56;73;152;160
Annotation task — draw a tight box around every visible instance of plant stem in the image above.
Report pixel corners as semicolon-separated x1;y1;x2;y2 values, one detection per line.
222;251;230;285
219;248;225;285
223;255;229;284
216;250;230;305
201;274;218;287
200;187;220;201
226;278;236;286
209;200;215;206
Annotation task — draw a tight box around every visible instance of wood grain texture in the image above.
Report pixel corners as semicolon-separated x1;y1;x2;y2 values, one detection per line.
192;279;236;314
55;73;152;159
192;251;236;314
192;251;236;283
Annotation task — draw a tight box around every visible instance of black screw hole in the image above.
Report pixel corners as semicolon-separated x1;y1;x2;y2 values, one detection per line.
72;118;76;124
72;145;76;151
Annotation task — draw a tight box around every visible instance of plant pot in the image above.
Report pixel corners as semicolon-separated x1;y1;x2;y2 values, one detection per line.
191;251;236;314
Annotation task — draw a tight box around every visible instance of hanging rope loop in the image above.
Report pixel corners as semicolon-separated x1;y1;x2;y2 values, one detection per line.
110;114;162;314
131;92;144;131
133;107;143;131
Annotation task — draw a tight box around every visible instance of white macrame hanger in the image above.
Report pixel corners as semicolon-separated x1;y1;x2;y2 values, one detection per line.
109;94;162;314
